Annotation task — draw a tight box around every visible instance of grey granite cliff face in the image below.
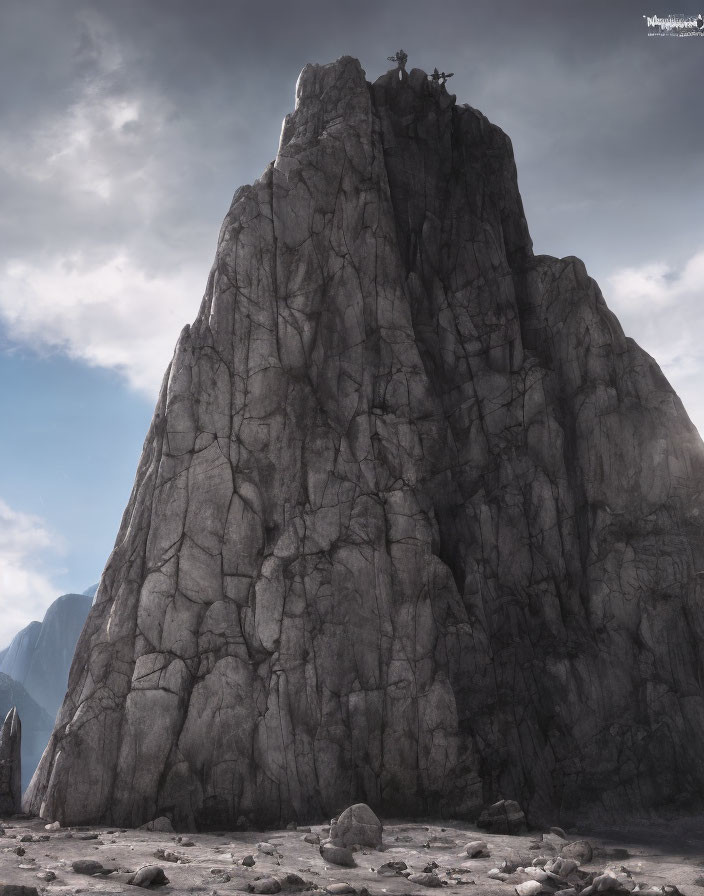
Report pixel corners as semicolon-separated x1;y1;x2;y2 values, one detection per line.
0;707;22;815
25;57;704;830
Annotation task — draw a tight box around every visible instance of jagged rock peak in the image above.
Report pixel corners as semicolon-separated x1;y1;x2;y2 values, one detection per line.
25;56;704;832
0;707;21;815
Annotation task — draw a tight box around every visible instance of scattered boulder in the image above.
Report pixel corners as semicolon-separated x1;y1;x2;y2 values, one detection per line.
44;821;60;831
139;816;174;833
515;883;543;896
248;878;281;894
154;848;184;863
320;843;356;867
478;799;527;834
303;832;320;844
257;841;279;856
464;839;489;857
35;872;56;883
72;859;105;875
127;865;169;889
407;872;443;887
560;841;594;864
326;885;356;895
0;887;40;896
330;803;382;849
426;835;457;849
377;861;408;875
545;857;579;877
277;873;306;887
242;854;256;866
550;827;568;840
127;865;169;888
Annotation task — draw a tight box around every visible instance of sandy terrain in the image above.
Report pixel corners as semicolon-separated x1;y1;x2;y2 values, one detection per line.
3;815;704;896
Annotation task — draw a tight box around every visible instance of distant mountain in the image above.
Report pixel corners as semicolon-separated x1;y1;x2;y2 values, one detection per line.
0;621;42;686
0;672;53;790
0;593;92;721
82;584;99;598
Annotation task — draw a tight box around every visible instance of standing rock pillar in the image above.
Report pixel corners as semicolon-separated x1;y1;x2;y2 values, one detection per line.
0;707;21;816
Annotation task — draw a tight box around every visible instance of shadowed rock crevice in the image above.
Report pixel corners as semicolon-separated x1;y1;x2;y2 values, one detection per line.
24;56;704;831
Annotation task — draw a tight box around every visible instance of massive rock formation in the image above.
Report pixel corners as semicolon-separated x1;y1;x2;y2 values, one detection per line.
0;707;22;815
0;674;53;791
1;594;92;721
25;57;704;830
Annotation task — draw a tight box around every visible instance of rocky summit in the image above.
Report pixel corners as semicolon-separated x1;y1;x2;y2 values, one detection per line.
25;56;704;831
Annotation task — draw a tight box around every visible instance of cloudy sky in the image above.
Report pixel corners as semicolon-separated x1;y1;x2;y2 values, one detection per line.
0;0;702;647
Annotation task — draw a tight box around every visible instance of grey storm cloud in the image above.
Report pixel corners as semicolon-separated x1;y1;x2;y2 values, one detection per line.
0;0;702;406
1;0;701;277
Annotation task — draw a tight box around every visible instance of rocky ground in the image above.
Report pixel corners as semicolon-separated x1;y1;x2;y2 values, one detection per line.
3;813;704;896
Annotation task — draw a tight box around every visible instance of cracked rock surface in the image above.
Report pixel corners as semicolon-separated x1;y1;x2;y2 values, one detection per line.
0;708;21;816
24;56;704;830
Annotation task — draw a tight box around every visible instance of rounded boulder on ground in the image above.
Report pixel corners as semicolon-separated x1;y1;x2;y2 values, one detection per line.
329;803;382;848
320;843;356;867
559;840;593;864
477;799;527;834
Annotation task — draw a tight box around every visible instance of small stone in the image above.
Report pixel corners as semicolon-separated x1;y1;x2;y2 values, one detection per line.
179;838;195;847
693;877;704;888
426;835;457;849
127;866;169;888
0;887;40;896
249;877;281;894
72;859;105;875
257;841;278;856
139;817;174;833
592;873;622;893
559;841;593;864
516;883;543;896
464;840;489;858
407;872;443;888
277;873;306;887
76;832;98;840
320;843;356;867
545;857;579;877
35;872;57;882
297;826;312;833
487;869;508;881
303;833;320;844
242;855;256;867
377;861;408;875
14;846;25;856
19;834;33;842
326;885;356;895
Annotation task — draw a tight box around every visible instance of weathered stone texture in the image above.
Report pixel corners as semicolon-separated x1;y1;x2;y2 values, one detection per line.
0;707;21;815
25;56;704;830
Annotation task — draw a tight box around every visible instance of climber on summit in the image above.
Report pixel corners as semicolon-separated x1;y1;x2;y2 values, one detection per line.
387;49;408;73
430;68;454;86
